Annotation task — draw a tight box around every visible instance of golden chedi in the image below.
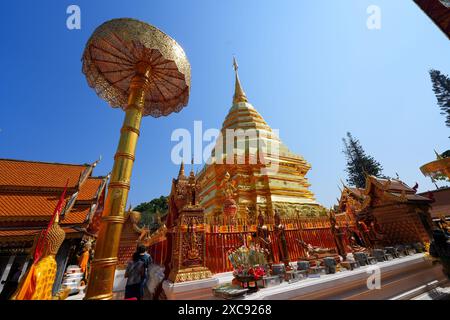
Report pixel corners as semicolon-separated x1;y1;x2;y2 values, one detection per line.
197;58;326;221
13;215;67;300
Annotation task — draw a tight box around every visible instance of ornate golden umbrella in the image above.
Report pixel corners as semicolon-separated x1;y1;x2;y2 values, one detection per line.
420;153;450;180
82;18;190;300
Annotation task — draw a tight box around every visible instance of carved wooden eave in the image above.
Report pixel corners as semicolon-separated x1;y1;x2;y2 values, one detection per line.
359;175;430;211
361;176;392;210
337;183;366;213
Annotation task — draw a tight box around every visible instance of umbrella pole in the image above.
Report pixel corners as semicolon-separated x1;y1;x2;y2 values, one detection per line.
85;63;151;300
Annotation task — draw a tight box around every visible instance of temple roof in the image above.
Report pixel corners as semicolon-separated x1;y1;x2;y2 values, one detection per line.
0;158;107;243
347;187;365;198
336;186;366;213
339;186;366;202
0;159;89;189
77;177;105;201
0;226;81;243
367;176;431;201
362;175;432;208
61;206;93;225
369;176;416;194
338;176;432;214
0;192;70;220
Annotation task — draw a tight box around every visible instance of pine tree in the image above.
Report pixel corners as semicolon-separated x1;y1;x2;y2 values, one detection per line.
429;69;450;185
429;69;450;128
342;132;384;188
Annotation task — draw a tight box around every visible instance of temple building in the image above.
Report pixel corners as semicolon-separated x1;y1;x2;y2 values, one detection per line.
0;158;107;295
337;175;433;246
336;185;365;218
197;59;325;221
418;187;450;221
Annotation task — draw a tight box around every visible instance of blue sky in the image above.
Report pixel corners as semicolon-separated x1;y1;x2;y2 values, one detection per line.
0;0;448;208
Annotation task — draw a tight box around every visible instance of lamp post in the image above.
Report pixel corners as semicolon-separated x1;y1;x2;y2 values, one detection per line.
82;18;190;300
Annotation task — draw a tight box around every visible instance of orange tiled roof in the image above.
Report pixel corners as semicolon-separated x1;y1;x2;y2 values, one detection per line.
61;206;91;225
0;159;105;225
0;192;95;224
0;227;82;241
0;193;70;220
370;176;416;193
0;159;88;189
78;178;103;201
0;229;39;237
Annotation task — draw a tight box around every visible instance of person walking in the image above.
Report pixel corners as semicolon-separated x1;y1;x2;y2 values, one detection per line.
124;252;145;300
136;244;152;299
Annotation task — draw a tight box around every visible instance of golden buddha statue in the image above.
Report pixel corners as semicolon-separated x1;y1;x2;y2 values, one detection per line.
13;214;67;300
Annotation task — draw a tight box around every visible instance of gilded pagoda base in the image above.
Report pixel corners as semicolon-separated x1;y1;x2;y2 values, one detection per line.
271;203;328;218
168;266;213;283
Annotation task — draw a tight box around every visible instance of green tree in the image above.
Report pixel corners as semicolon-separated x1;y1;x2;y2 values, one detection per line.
133;195;168;229
429;69;450;128
342;132;384;188
428;69;450;184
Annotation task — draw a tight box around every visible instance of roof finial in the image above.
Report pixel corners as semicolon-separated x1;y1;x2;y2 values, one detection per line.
233;56;248;104
434;149;443;160
178;160;185;178
190;157;195;176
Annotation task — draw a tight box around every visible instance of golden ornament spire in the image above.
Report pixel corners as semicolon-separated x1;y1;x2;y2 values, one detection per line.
189;157;195;178
233;56;248;104
178;160;185;178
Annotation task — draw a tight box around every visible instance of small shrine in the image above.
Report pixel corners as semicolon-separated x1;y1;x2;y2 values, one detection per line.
166;162;212;283
338;175;434;247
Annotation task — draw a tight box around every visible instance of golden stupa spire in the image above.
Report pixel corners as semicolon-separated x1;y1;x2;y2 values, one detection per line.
233;57;248;104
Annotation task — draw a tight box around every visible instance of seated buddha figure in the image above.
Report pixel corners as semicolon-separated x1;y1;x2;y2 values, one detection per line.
13;214;66;300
